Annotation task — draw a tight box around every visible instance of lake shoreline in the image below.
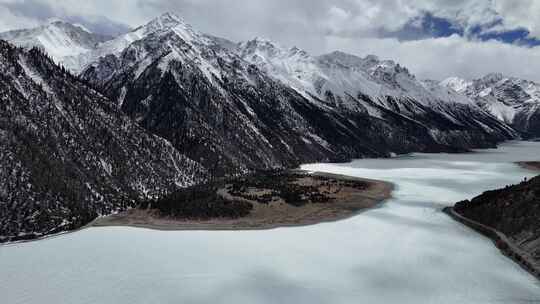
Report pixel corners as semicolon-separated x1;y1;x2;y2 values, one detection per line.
443;207;540;281
90;172;394;232
443;160;540;281
0;172;393;245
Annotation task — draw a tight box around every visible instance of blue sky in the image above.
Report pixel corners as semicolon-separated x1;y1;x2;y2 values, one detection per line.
389;11;540;47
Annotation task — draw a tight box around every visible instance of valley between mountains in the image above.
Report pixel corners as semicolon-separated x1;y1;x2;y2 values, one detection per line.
1;12;539;242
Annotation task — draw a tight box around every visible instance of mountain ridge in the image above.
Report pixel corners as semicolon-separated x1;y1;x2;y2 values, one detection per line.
0;20;114;72
441;74;540;137
79;13;517;175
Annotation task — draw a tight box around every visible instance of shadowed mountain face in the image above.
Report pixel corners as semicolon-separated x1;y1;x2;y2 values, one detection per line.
0;40;207;242
80;13;517;176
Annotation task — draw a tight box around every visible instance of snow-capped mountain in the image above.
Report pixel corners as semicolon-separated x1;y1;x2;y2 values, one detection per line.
442;74;540;137
238;37;515;138
80;12;516;177
0;20;113;72
0;40;206;242
440;77;472;93
239;40;474;107
0;12;527;241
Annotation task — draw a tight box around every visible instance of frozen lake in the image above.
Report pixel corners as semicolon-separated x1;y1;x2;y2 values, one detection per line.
1;141;540;303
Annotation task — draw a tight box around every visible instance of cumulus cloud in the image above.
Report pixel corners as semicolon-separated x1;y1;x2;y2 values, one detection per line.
0;0;131;35
0;0;538;81
494;0;540;38
325;34;540;81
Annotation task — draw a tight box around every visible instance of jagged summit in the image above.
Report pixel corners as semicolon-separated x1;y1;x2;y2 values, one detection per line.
241;37;312;57
0;12;203;73
441;74;540;135
159;12;184;23
318;51;410;80
481;72;506;83
440;77;471;93
239;40;474;108
240;37;299;59
133;12;191;36
75;11;223;75
0;20;113;71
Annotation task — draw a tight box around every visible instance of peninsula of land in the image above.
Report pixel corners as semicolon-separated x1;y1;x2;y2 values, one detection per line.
92;171;393;231
445;169;540;280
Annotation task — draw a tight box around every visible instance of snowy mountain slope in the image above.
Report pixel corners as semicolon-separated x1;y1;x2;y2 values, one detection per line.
442;74;540;137
80;13;517;177
0;20;113;72
0;40;206;242
238;38;516;136
239;41;474;107
69;13;240;74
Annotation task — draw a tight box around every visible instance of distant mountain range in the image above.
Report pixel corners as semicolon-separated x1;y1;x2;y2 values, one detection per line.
0;20;112;72
0;12;536;241
441;74;540;137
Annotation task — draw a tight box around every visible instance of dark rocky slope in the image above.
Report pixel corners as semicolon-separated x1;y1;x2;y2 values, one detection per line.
0;40;207;242
448;175;540;279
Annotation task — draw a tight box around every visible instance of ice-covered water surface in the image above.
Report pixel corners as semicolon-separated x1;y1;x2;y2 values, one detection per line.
1;141;540;304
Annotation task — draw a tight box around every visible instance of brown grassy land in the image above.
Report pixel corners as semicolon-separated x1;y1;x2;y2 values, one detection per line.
92;171;393;231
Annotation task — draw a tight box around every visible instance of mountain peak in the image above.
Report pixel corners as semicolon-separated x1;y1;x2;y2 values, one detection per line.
481;72;506;83
323;50;362;61
240;37;284;59
244;37;281;49
0;19;112;71
42;19;75;30
440;77;471;93
158;12;184;23
288;46;309;57
138;11;188;34
44;20;92;33
319;51;401;73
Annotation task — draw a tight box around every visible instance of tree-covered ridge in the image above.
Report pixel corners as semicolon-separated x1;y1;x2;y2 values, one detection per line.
455;175;540;237
453;174;540;277
0;39;206;243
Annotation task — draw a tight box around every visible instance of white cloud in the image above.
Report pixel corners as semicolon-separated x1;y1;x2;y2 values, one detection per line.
324;34;540;82
494;0;540;38
0;4;40;31
0;0;539;82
